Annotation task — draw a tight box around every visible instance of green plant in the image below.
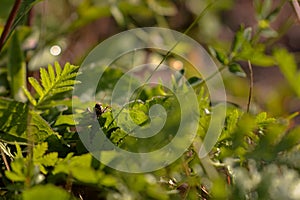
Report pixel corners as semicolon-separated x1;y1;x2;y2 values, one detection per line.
0;0;300;199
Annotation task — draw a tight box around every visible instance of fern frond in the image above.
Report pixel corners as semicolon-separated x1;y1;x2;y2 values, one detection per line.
22;86;37;106
24;62;80;108
28;77;44;97
40;68;51;89
48;64;56;82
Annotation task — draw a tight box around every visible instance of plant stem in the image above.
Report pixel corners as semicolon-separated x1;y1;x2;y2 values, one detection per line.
0;0;22;53
247;60;253;113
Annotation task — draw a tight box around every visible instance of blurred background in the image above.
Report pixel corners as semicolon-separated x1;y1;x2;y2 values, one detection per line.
1;0;300;121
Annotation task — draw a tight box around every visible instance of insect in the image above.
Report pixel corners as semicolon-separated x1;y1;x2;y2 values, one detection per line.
94;103;110;117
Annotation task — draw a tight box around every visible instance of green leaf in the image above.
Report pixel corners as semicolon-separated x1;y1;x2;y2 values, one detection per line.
255;112;275;126
100;175;118;186
53;153;103;184
56;80;80;88
109;128;128;145
274;48;296;79
40;152;58;166
27;62;80;107
228;62;246;77
22;86;37;106
231;27;252;53
35;99;73;110
276;127;300;152
215;49;228;65
54;114;77;126
187;76;202;87
237;43;275;66
28;77;44;97
15;142;23;158
115;102;149;133
54;62;61;76
31;142;58;174
47;64;56;83
0;97;28;138
23;184;71;200
225;109;240;134
5;158;26;181
33;142;48;159
130;109;149;125
0;133;27;146
69;165;101;184
7;31;26;102
273;48;300;97
29;111;57;141
243;27;252;41
40;68;51;90
31;142;58;173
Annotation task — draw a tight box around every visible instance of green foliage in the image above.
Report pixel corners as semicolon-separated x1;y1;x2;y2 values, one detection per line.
0;0;300;199
0;97;59;144
7;31;26;102
274;48;300;97
23;62;80;108
0;0;40;49
0;98;28;138
217;109;300;162
22;184;72;200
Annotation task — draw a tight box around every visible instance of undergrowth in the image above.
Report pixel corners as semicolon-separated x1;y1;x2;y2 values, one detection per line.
0;0;300;199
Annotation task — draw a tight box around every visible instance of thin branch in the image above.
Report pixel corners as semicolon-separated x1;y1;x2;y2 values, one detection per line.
247;60;253;113
292;0;300;23
0;0;22;53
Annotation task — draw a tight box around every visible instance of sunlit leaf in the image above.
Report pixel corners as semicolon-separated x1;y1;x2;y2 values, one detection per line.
23;184;71;200
29;111;57;141
54;114;77;126
26;62;80;107
0;97;28;138
5;158;26;182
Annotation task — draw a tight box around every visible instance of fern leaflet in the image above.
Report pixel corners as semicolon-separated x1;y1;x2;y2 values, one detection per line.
23;62;80;107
